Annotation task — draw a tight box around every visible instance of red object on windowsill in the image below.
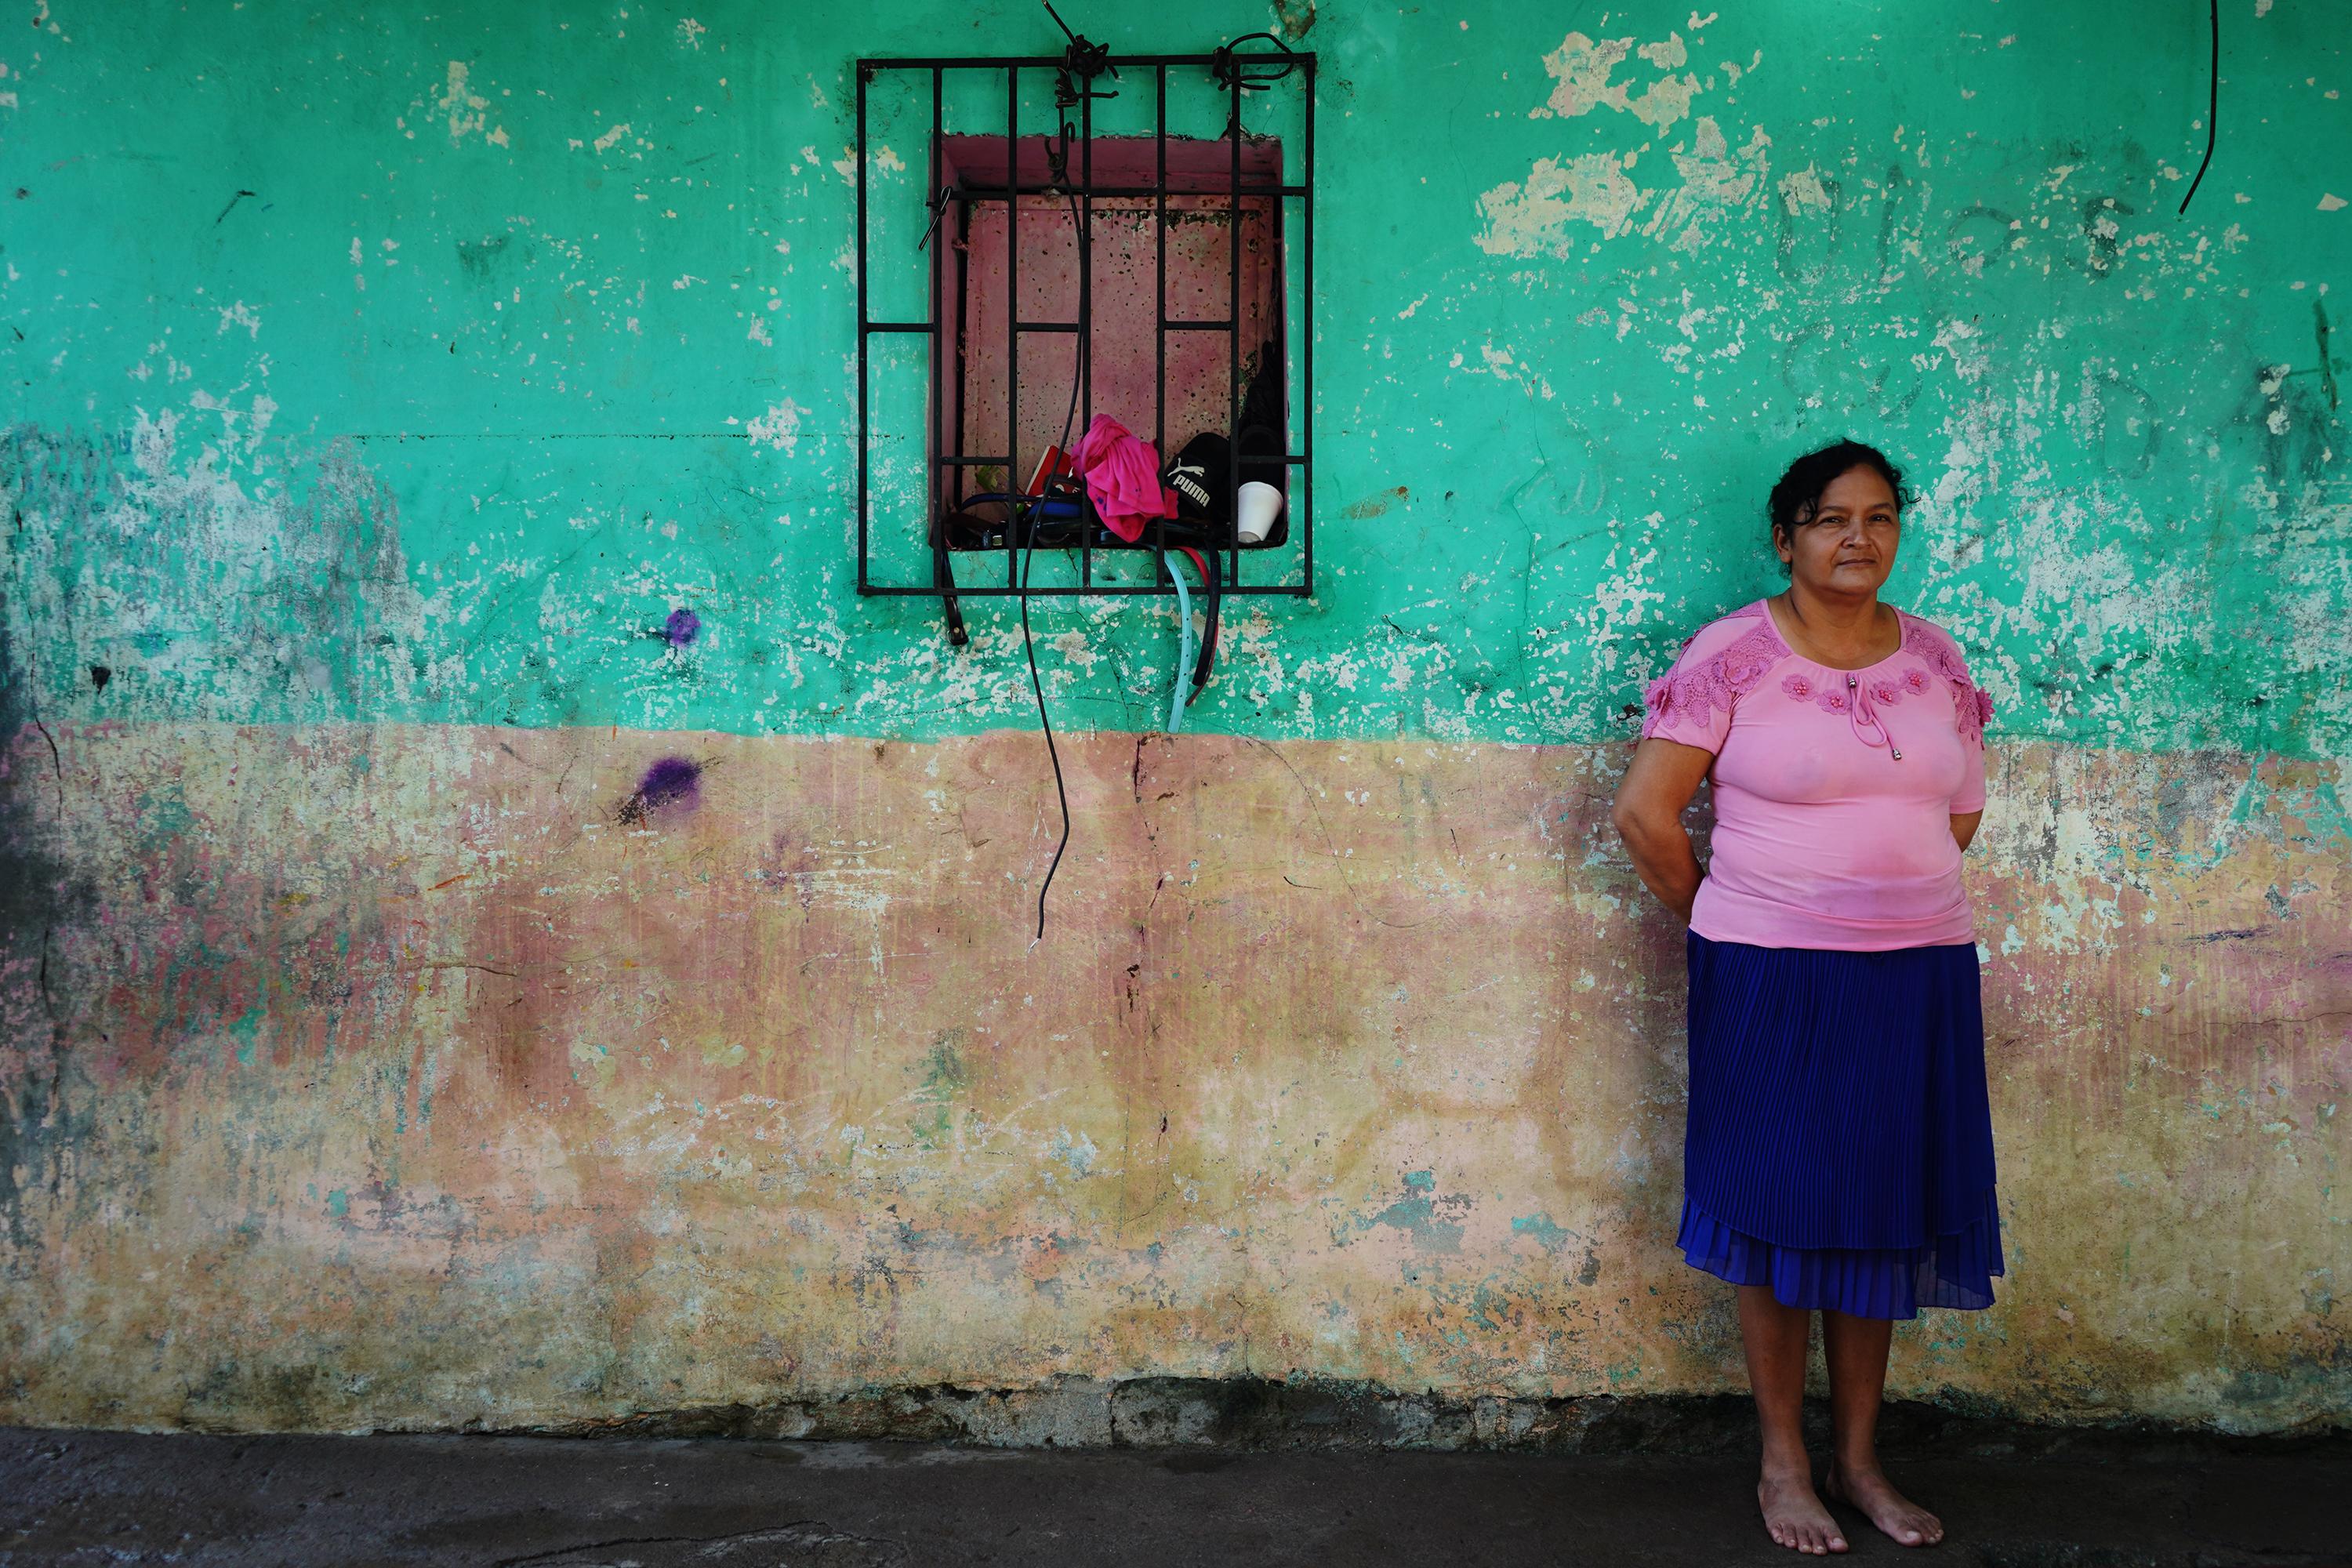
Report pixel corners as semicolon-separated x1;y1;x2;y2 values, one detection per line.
1025;445;1073;495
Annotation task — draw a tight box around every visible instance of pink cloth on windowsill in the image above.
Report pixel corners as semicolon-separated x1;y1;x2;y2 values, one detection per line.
1639;600;1998;952
1072;415;1178;542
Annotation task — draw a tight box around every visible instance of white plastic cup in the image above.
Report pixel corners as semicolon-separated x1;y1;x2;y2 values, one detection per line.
1236;481;1283;545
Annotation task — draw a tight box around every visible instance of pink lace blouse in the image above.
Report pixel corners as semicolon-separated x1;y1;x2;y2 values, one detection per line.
1639;601;1996;952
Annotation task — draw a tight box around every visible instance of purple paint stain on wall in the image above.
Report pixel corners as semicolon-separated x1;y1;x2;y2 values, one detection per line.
663;608;701;648
618;755;703;825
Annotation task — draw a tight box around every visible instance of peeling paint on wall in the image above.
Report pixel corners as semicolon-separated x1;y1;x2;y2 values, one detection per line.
2;426;430;720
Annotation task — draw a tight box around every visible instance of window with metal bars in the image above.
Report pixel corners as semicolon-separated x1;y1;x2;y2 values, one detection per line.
854;39;1314;643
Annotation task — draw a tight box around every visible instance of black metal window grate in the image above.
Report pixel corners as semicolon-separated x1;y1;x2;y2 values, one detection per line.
854;46;1315;629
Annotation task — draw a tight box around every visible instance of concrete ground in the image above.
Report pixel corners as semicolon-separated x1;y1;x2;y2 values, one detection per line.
2;1425;2347;1566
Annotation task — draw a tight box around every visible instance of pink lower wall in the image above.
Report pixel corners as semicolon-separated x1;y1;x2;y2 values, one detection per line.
0;723;2342;1433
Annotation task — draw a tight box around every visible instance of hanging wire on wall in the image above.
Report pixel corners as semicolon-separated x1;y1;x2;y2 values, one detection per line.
2177;0;2219;216
1020;2;1114;946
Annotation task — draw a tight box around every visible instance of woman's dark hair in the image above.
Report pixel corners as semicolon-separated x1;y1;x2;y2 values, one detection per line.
1767;440;1910;568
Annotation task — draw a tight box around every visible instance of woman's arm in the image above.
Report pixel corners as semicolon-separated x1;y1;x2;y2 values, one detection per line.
1951;810;1982;852
1610;737;1718;923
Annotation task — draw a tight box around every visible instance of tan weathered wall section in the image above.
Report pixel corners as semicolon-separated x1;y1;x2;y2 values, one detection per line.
0;724;2343;1433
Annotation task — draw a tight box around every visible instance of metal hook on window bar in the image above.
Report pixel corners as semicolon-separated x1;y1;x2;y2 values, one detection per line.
916;184;956;251
1042;119;1078;191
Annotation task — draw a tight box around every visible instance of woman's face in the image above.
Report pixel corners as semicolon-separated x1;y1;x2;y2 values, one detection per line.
1777;464;1900;599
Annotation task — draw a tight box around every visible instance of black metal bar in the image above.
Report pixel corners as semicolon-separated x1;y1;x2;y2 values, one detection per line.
1004;65;1019;592
930;66;960;641
1272;158;1290;576
1228;67;1243;596
855;64;871;594
862;53;1301;71
1154;66;1167;590
952;194;971;510
863;582;1312;597
854;51;1316;597
1302;54;1315;597
936;565;970;642
1080;74;1094;593
953;183;1311;198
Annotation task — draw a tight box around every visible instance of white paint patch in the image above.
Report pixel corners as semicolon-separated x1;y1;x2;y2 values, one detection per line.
593;123;630;154
2321;194;2347;212
1537;33;1630;118
1778;165;1834;215
1530;29;1705;131
1476;152;1645;253
746;398;805;454
1485;32;1759;256
1638;34;1687;69
676;17;706;48
1932;316;1991;383
436;61;505;147
1643;118;1772;252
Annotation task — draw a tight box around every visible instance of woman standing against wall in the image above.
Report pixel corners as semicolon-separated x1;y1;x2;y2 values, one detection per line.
1610;441;2002;1555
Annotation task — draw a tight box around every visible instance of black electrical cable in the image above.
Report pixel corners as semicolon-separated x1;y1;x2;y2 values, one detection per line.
1017;503;1071;946
2178;0;2218;216
1018;130;1093;945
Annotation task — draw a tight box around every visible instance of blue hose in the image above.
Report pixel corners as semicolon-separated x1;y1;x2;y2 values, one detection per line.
1164;550;1192;735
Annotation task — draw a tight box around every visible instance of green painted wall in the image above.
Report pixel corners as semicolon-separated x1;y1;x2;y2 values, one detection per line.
2;0;2347;752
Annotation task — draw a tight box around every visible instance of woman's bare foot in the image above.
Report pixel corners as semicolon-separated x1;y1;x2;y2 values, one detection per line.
1824;1457;1944;1547
1759;1464;1849;1555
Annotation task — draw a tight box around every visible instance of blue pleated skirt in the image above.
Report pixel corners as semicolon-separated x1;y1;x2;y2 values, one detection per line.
1679;931;2004;1320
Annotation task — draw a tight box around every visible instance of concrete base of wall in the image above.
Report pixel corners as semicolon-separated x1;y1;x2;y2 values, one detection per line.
531;1377;2352;1454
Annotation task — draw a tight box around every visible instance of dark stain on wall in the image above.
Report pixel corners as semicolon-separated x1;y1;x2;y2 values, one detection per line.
617;756;705;825
0;590;99;1246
